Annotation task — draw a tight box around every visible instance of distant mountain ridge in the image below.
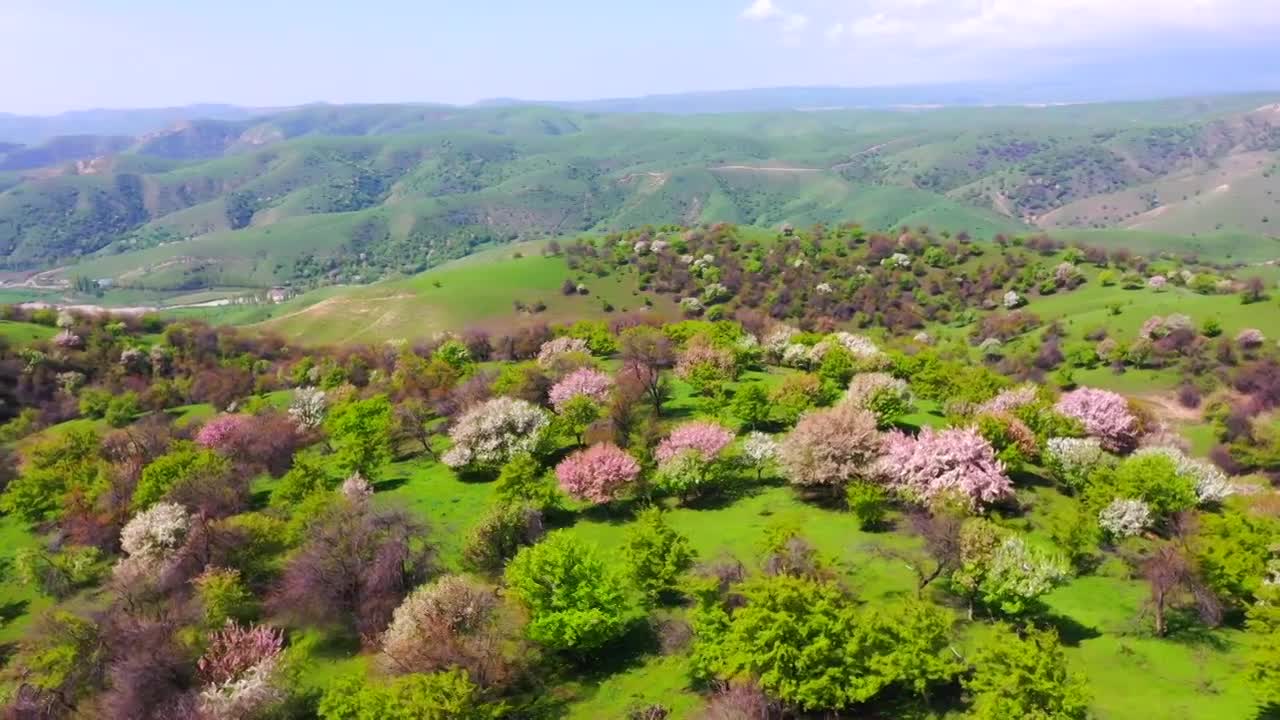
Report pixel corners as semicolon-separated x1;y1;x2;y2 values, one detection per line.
1;94;1278;295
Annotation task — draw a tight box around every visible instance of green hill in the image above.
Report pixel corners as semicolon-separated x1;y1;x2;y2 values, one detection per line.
2;96;1279;294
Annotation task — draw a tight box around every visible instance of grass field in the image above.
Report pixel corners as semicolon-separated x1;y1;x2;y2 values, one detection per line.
253;242;681;344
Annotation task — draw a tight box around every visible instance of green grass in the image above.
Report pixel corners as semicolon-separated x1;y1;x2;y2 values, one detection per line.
0;320;55;344
253;244;680;344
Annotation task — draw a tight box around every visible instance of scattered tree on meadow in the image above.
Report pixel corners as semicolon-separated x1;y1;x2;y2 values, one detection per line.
504;532;635;653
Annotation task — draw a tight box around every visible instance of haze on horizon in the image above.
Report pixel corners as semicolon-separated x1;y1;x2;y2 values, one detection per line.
3;0;1280;115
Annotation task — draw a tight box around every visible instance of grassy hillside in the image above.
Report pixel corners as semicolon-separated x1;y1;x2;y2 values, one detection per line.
2;96;1278;295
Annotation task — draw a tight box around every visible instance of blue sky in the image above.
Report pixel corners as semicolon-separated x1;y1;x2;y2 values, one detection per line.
2;0;1278;114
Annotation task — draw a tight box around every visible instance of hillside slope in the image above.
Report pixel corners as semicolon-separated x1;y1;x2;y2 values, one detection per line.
1;96;1278;292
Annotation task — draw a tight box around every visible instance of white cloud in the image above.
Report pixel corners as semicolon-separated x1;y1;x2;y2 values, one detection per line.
818;0;1280;49
742;0;781;20
742;0;810;37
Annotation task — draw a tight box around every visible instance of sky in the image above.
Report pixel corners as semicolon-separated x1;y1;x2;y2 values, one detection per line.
2;0;1279;114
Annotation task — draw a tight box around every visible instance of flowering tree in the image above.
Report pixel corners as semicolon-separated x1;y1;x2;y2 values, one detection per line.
1134;446;1233;504
844;373;913;428
1054;387;1140;453
555;443;641;504
289;387;327;430
195;414;252;450
536;336;591;368
380;575;508;686
878;428;1013;510
442;397;549;472
656;421;735;463
1237;328;1266;349
341;472;375;502
119;502;190;566
978;384;1039;415
655;421;737;501
1098;498;1151;539
1044;437;1108;491
548;368;612;411
742;431;779;480
675;338;737;386
778;404;882;490
197;622;286;720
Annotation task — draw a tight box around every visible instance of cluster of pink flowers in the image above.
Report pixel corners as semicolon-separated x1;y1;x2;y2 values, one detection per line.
548;368;614;411
655;421;735;464
536;336;591;368
555;443;641;503
877;427;1012;509
779;404;882;487
197;622;286;720
674;339;736;381
1237;328;1266;349
195;414;252;449
198;622;285;685
978;384;1039;415
1054;387;1140;453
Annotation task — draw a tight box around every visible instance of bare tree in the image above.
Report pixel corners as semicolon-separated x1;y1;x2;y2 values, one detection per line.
1142;544;1221;637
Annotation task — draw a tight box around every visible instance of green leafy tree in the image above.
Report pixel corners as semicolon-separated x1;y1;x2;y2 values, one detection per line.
1194;511;1279;608
731;383;771;431
623;508;695;605
965;626;1091;720
77;387;112;419
1246;580;1280;707
504;532;634;653
12;611;104;711
555;394;601;446
133;441;230;510
845;480;888;531
494;454;560;511
705;575;958;710
326;395;394;479
193;567;256;627
1;428;102;523
14;546;104;599
104;391;141;428
1097;454;1197;519
318;669;494;720
270;450;337;507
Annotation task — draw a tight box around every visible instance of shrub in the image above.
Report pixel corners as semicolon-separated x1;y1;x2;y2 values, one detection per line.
845;481;887;530
380;575;509;686
462;503;545;574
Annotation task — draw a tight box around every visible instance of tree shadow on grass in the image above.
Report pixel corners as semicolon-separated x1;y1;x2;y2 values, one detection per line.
1255;704;1280;720
373;475;410;493
681;475;786;512
0;600;29;625
1039;612;1103;647
1162;610;1232;652
572;618;661;682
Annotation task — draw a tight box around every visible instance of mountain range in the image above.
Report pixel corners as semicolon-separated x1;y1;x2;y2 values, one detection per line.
1;91;1278;293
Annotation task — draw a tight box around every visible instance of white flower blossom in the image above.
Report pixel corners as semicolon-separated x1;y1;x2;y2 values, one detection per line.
1099;498;1151;538
1003;290;1024;309
120;502;190;565
289;387;327;430
443;397;549;470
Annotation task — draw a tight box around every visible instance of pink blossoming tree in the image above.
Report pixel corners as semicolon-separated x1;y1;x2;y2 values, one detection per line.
548;368;613;412
655;421;735;464
1054;387;1140;453
555;443;641;504
877;427;1012;510
778;404;882;490
196;414;252;450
